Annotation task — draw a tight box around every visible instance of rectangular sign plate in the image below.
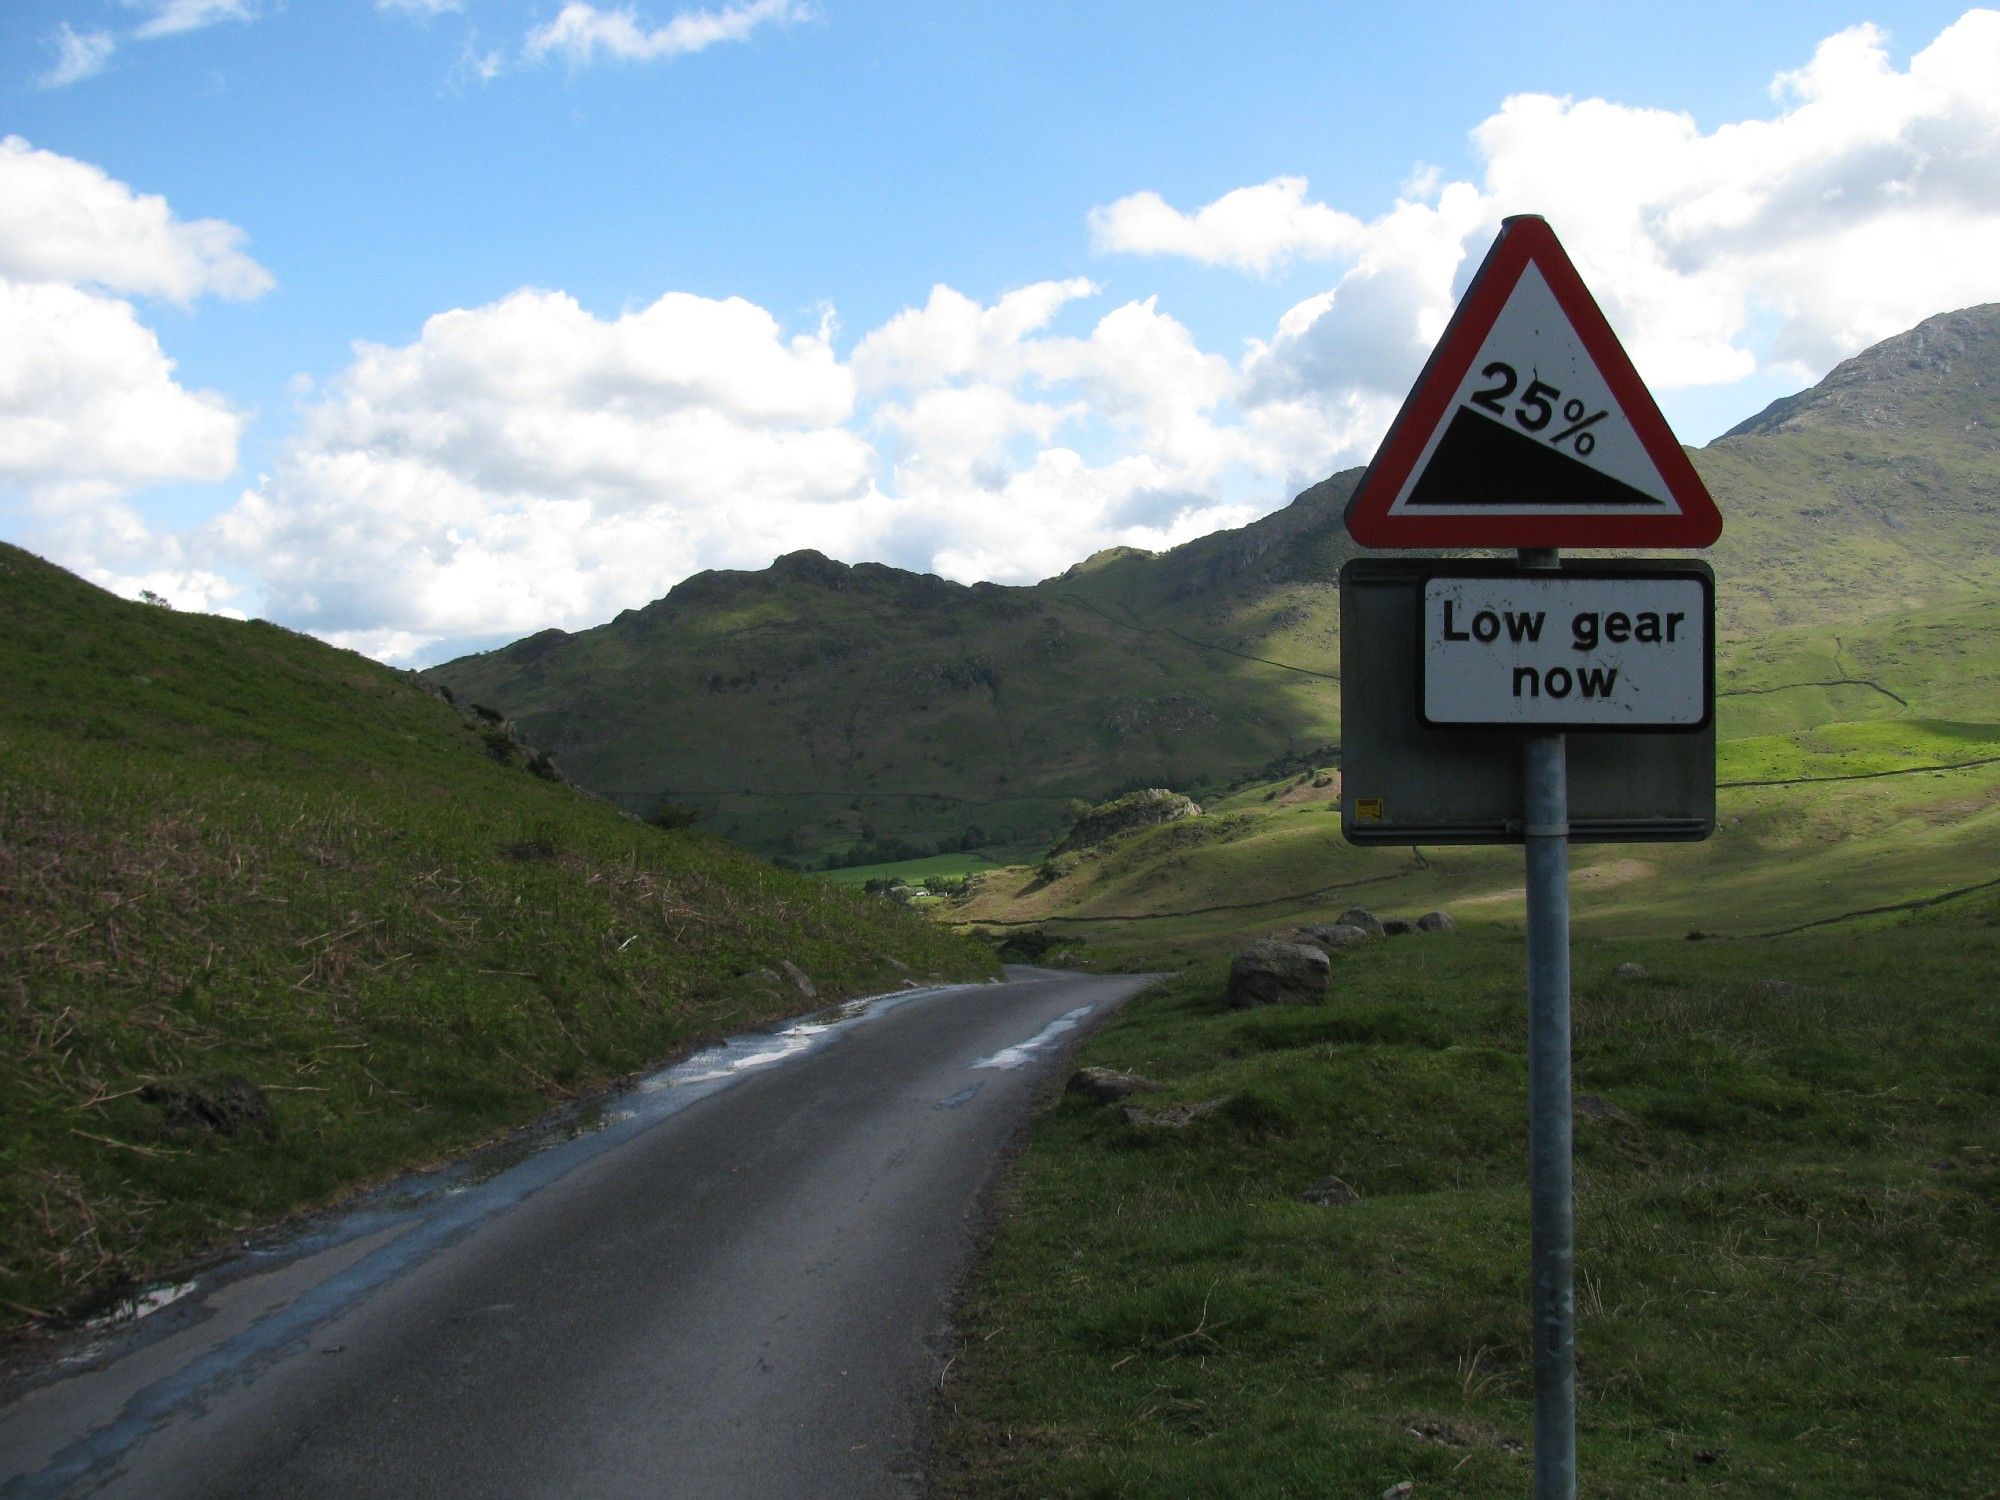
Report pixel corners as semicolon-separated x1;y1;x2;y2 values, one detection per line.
1339;558;1715;846
1421;570;1712;731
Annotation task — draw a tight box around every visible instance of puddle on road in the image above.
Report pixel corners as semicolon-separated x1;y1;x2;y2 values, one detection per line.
301;985;944;1246
79;1281;200;1336
969;1005;1094;1070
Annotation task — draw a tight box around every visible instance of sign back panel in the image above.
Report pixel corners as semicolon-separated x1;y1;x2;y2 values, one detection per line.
1339;559;1715;845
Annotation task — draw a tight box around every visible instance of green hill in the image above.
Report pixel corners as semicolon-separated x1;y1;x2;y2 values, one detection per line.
429;304;2000;867
0;544;992;1328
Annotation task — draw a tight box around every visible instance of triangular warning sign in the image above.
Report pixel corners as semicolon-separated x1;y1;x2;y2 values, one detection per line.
1345;216;1722;549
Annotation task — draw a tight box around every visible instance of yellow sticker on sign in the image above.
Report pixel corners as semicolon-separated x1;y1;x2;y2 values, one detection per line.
1353;797;1385;821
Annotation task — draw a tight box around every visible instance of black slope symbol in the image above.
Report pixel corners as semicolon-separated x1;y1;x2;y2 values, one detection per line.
1404;407;1667;509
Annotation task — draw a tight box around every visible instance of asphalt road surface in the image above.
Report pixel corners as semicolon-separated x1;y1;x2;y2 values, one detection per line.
0;966;1154;1499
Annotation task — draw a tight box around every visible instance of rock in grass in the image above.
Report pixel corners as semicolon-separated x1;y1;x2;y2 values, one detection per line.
1613;962;1647;979
1417;910;1456;933
1405;1416;1522;1452
1381;1483;1415;1500
780;960;817;999
1226;939;1330;1007
1381;917;1416;937
1121;1097;1226;1129
1574;1093;1634;1125
1336;907;1386;937
1297;923;1371;951
1066;1067;1164;1104
142;1076;275;1138
1299;1175;1360;1207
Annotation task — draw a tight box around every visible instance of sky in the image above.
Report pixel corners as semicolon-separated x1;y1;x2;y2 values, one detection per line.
3;1;1998;666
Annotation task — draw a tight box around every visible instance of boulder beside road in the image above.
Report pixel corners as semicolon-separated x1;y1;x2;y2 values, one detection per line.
1227;939;1330;1007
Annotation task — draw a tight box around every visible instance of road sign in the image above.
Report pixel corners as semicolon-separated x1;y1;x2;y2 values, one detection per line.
1422;567;1712;731
1338;558;1715;844
1344;215;1722;549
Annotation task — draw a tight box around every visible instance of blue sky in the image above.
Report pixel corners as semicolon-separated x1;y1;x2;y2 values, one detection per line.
3;1;1996;663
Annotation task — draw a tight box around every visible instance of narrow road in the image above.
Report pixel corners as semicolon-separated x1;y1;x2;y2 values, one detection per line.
0;967;1153;1499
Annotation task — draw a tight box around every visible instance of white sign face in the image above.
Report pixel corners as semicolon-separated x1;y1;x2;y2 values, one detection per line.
1422;573;1711;730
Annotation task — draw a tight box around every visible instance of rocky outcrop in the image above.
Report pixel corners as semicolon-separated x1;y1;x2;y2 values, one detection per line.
1051;789;1201;855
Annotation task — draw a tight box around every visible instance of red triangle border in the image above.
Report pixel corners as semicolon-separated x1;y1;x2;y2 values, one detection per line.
1344;216;1722;549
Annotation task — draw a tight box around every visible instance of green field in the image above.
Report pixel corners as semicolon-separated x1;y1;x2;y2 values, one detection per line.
0;545;995;1330
931;913;2000;1497
817;850;1006;887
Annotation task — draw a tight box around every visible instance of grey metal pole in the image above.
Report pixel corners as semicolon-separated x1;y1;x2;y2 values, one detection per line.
1519;546;1575;1500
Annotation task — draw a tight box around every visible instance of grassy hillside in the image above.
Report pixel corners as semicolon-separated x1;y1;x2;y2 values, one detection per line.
0;544;994;1331
429;305;2000;867
946;593;2000;964
431;549;1340;864
930;910;1999;1497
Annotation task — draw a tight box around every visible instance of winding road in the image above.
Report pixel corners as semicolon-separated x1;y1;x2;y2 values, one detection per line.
0;967;1153;1499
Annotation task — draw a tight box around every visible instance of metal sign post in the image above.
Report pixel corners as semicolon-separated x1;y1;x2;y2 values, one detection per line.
1520;547;1575;1500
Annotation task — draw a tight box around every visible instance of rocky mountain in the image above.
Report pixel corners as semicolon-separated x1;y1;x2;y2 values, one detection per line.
428;304;2000;865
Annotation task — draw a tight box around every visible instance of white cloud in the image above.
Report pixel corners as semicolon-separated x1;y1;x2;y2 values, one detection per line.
123;0;259;40
0;280;244;491
0;136;273;305
1100;10;2000;413
852;279;1096;391
1089;177;1367;274
209;276;1281;663
22;489;243;617
378;0;462;13
38;25;117;89
0;143;261;614
21;11;2000;664
452;37;507;86
524;0;811;66
212;288;881;655
0;278;250;615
